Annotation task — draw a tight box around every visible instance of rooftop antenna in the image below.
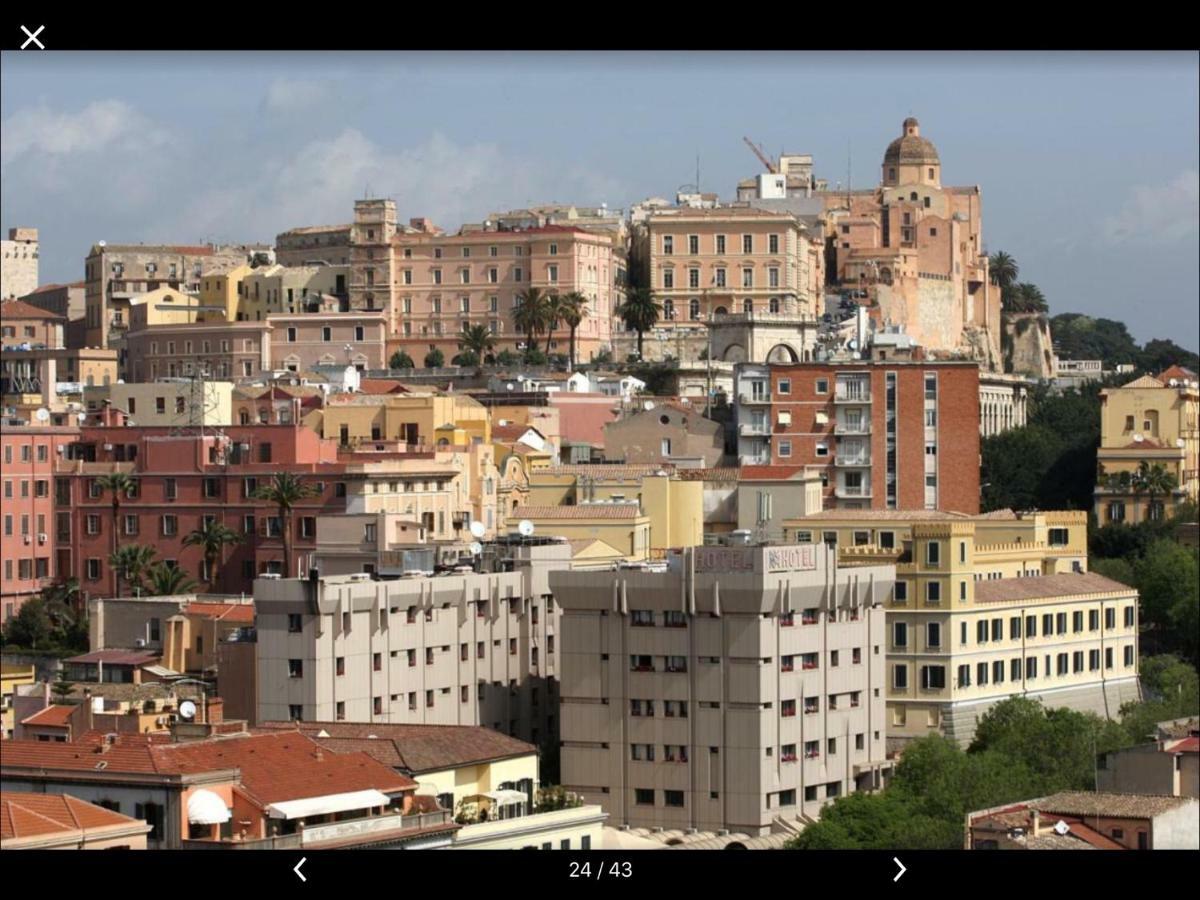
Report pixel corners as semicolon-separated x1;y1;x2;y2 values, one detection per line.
846;141;852;208
696;155;700;194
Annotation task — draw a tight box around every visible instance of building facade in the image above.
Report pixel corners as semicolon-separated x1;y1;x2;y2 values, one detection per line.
274;224;352;267
1094;367;1199;525
254;542;571;746
550;544;892;834
734;360;981;513
1;228;39;300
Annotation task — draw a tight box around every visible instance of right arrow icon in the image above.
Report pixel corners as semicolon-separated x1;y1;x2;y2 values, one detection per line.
893;857;907;883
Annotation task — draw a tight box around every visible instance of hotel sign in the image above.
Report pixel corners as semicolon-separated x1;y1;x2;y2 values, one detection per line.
693;547;757;573
766;545;816;573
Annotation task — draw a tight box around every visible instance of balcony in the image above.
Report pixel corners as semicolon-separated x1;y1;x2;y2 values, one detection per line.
738;392;771;405
835;454;871;467
835;485;873;499
739;422;771;437
739;454;771;466
834;420;871;435
834;389;871;404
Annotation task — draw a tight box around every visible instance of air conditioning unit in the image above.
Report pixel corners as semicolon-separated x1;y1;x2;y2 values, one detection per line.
37;533;47;544
103;443;114;451
135;638;147;648
259;573;282;580
23;536;31;544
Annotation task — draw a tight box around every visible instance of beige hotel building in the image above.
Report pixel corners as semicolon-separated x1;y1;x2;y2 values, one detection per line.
549;544;893;835
784;509;1141;745
254;541;571;747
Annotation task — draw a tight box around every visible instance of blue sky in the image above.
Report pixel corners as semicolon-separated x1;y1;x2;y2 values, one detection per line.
2;51;1196;345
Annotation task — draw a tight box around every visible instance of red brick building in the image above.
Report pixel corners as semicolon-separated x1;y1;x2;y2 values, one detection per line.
55;422;349;599
734;360;979;513
1;425;80;622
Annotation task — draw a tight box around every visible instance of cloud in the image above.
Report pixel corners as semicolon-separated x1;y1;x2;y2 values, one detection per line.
263;78;332;114
1103;170;1199;244
0;99;172;170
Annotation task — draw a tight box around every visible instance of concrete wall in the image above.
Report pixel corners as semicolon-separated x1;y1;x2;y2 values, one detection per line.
1153;800;1200;849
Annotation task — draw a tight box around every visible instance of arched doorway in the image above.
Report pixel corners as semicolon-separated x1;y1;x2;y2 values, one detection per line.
722;344;747;363
766;344;799;363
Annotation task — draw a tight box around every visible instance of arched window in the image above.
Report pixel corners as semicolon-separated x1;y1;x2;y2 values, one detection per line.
743;299;753;314
714;306;728;316
910;192;918;201
689;299;700;320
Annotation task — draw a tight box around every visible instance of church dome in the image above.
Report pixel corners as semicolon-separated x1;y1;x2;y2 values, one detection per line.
883;117;940;166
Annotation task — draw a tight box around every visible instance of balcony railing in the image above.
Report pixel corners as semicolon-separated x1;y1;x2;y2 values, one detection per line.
835;455;871;467
739;422;770;437
834;389;871;404
835;485;873;499
834;421;870;435
738;392;771;405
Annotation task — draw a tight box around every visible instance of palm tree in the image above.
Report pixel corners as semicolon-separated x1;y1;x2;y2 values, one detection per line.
988;251;1019;291
457;323;496;374
542;293;567;359
616;287;662;360
109;545;158;596
94;472;138;596
182;520;243;592
41;578;81;634
512;287;550;355
1005;282;1048;314
253;472;318;578
558;292;589;369
146;562;198;596
1132;461;1178;521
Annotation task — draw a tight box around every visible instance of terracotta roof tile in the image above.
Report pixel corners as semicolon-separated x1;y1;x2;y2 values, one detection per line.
1;299;65;320
492;423;542;442
535;464;670;480
260;722;536;773
739;465;817;481
973;572;1134;604
794;508;974;521
357;379;408;395
1034;791;1192;820
185;602;255;624
1;791;145;841
20;705;76;728
514;504;643;520
64;649;160;666
676;467;739;482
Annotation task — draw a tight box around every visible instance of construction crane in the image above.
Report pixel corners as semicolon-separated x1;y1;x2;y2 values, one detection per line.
743;137;777;174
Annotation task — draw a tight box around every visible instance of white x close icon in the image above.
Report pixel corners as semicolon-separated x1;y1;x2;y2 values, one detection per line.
21;25;46;49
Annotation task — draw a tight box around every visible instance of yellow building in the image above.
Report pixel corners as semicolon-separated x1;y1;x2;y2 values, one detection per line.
784;509;1139;745
197;263;253;322
238;263;348;321
2;663;37;740
1095;367;1199;525
320;391;491;448
84;380;235;428
127;287;202;329
526;465;703;557
512;504;651;561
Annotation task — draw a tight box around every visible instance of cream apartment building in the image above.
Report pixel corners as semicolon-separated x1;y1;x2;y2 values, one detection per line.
630;207;824;363
549;544;893;834
254;540;572;746
785;510;1140;745
343;199;618;363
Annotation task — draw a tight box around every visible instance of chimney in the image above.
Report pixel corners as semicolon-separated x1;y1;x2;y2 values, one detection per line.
205;696;224;725
1031;810;1041;836
84;688;94;731
43;679;51;707
313;748;324;762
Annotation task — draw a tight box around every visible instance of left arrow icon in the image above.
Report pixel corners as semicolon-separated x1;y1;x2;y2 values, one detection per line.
294;857;307;883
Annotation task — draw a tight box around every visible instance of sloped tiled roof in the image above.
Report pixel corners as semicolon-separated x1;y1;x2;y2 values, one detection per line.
973;572;1134;604
1;299;64;320
1;791;144;841
1034;791;1193;820
64;650;159;667
357;379;408;395
492;423;542;442
185;602;255;624
514;504;642;520
20;705;75;728
259;722;536;774
534;464;670;480
1121;374;1165;389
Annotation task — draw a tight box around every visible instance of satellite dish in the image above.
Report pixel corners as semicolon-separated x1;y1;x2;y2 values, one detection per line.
76;412;88;424
35;407;50;423
117;378;125;384
98;240;107;247
179;699;198;721
469;541;483;556
518;519;535;537
1177;438;1186;448
469;520;486;539
1053;820;1071;837
1133;433;1144;443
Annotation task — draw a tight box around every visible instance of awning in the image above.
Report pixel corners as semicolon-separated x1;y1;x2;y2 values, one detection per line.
187;789;232;825
481;789;527;806
267;789;392;820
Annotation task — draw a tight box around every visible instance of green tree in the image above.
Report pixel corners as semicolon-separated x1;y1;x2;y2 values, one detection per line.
456;324;494;374
1049;314;1141;370
4;596;54;649
1134;539;1200;663
94;472;138;596
558;292;588;369
1118;655;1200;742
423;347;445;369
542;293;567;359
182;520;243;592
109;544;158;596
1138;339;1200;375
389;350;414;370
145;562;199;596
495;349;520;367
51;680;75;703
523;347;547;366
1090;556;1135;587
253;472;318;579
616;288;662;360
512;287;550;355
1131;461;1178;521
988;251;1019;290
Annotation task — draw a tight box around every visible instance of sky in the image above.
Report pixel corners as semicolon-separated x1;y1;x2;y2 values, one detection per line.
2;51;1197;346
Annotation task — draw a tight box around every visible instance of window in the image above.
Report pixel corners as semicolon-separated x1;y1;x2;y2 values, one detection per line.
742;234;753;253
631;743;654;761
1026;657;1038;679
336;657;345;677
634;789;654;806
1123;606;1135;628
926;622;941;648
288;659;303;678
804;740;820;759
893;621;908;648
920;665;946;690
287;614;302;633
830;650;840;668
630;655;654;672
927;582;941;604
1124;645;1134;667
894;581;908;604
781;700;796;717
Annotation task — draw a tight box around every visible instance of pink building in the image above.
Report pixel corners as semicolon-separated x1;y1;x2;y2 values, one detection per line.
267;311;387;372
1;425;79;622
